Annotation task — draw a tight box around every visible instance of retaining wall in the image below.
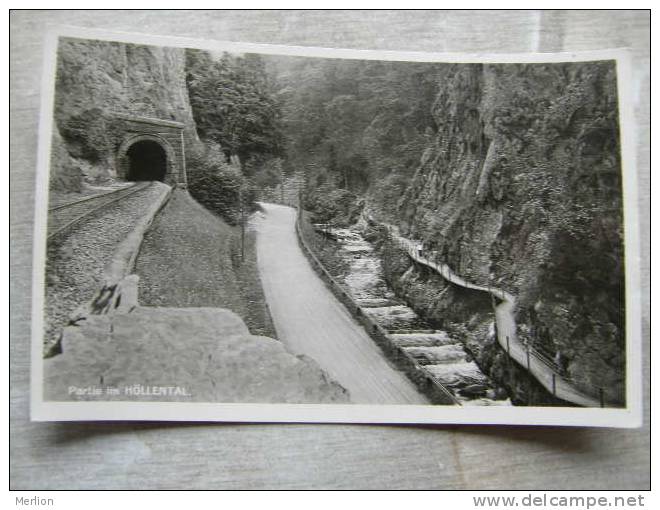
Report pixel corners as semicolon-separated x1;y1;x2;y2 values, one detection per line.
68;182;173;325
295;208;459;406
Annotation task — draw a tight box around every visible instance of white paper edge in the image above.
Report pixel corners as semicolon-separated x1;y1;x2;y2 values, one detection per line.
29;25;644;428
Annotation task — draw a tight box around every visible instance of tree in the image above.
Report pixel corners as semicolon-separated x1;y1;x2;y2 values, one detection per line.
264;55;441;222
186;49;284;164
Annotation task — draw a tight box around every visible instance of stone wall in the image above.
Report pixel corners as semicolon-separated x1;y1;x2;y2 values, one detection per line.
113;115;187;186
295;208;457;405
51;37;201;190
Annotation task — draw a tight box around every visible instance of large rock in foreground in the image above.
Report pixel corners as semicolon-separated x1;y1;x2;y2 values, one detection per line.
44;306;349;404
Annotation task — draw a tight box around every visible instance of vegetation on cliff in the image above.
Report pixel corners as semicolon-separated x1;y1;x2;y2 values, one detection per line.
268;57;625;404
185;49;284;164
397;62;624;403
263;55;441;223
184;49;286;223
49;38;627;404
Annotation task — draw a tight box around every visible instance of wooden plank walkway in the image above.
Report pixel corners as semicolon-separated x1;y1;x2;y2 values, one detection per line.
372;215;604;408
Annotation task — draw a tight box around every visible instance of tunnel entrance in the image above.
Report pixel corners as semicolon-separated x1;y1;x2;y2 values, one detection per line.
126;140;167;182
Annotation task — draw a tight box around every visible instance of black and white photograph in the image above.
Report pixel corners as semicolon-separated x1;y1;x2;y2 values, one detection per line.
29;27;642;426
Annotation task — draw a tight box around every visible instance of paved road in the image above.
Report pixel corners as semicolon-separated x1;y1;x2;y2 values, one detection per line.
254;203;428;405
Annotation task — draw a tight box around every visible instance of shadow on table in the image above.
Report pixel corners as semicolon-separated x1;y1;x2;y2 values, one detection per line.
44;419;602;455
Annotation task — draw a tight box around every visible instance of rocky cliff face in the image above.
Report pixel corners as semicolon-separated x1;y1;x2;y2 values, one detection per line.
45;306;349;404
379;61;625;404
51;37;201;189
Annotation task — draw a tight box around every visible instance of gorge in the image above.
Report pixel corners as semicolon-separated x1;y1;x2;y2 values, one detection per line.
48;38;626;407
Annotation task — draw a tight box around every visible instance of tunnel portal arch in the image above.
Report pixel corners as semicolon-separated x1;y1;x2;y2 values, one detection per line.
117;134;174;183
126;139;167;182
113;115;187;187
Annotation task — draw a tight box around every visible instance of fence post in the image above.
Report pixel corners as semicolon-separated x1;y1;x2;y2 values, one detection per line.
552;373;556;396
599;387;605;408
526;343;531;371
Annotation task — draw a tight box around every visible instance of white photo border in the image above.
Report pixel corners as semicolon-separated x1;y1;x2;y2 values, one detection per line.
30;25;644;428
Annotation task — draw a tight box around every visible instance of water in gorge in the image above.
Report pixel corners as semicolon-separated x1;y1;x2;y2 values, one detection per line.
321;223;511;406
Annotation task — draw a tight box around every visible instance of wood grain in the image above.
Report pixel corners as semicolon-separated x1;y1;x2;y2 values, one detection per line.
9;10;650;490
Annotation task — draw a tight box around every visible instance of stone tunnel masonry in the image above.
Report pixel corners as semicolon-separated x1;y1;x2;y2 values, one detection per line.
114;114;187;187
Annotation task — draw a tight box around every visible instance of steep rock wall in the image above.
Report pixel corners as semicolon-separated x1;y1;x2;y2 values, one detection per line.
377;234;567;406
51;37;201;189
387;61;625;404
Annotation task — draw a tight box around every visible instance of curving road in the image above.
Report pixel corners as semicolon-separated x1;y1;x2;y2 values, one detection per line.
253;203;428;405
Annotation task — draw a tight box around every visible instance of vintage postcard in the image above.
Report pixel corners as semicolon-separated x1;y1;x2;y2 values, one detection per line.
30;26;643;427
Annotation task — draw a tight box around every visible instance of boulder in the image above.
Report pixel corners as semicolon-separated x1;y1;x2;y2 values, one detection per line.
44;306;350;404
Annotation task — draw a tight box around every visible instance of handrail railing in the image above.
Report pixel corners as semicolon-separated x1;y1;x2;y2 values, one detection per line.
363;210;613;408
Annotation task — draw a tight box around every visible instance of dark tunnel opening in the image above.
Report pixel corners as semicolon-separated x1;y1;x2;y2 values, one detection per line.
126;140;167;182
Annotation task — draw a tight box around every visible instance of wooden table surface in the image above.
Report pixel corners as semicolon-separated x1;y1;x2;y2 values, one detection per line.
9;10;650;490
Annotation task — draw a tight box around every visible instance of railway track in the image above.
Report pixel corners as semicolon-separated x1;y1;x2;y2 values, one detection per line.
47;182;152;242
